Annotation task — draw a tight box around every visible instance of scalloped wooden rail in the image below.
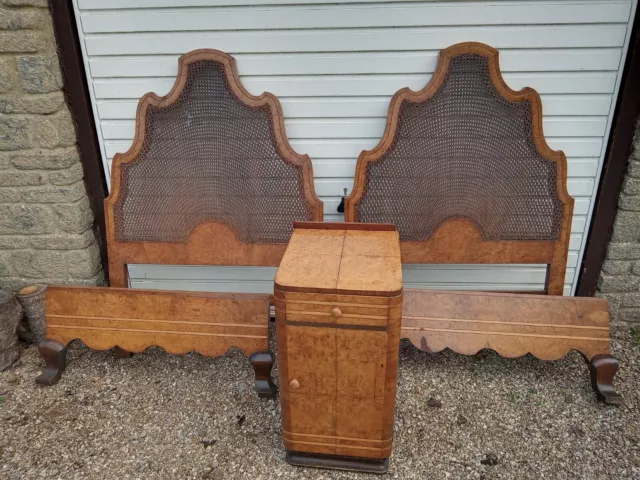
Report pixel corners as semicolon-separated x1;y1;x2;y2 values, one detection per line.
36;286;276;398
401;289;621;404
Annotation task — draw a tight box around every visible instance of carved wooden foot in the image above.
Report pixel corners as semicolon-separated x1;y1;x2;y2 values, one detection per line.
114;346;132;358
585;354;623;405
35;339;67;386
286;451;389;473
249;351;277;398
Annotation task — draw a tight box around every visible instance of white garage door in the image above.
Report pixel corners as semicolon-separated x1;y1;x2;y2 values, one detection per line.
73;0;637;295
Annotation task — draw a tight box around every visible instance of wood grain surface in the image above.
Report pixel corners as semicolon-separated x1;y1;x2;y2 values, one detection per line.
401;289;611;361
44;285;270;356
275;222;402;296
274;223;403;462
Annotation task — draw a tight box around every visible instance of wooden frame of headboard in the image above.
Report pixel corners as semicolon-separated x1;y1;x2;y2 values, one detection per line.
104;49;323;288
344;42;573;295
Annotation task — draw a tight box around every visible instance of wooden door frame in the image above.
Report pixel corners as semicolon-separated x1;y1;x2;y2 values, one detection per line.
49;0;109;277
576;4;640;296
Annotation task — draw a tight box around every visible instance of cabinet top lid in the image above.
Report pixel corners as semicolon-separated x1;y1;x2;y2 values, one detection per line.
274;222;402;296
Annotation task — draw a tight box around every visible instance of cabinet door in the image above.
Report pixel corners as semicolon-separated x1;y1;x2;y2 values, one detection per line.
335;328;388;440
285;324;336;437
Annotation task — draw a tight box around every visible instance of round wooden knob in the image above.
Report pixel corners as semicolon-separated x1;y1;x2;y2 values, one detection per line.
331;307;342;318
289;378;300;389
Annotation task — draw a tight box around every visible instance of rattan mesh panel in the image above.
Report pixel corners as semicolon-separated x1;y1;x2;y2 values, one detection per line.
113;60;314;243
356;53;563;242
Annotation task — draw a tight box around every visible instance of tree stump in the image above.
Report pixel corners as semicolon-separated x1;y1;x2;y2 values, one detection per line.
16;284;46;343
0;290;22;371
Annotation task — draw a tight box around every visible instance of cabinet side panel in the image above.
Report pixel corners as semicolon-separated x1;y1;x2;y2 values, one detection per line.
382;295;402;443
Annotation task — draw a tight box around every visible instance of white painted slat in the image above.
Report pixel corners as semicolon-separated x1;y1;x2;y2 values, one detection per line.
128;264;563;284
401;281;574;291
80;3;631;33
404;265;546;284
92;73;617;99
89;50;623;78
307;161;597;184
402;282;549;291
568;179;596;197
311;177;594;202
101;116;608;141
306;160;356;179
96;95;615;120
573;198;591;216
103;137;604;159
127;263;557;285
84;26;628;56
130;278;574;294
103;137;604;160
127;263;575;295
573;217;587;233
131;277;547;294
73;0;638;296
293;138;603;160
541;138;604;158
568;252;579;268
129;279;275;294
128;264;278;281
567;159;600;177
103;157;600;181
569;235;583;251
322;178;593;198
319;197;589;218
77;0;625;9
79;0;501;7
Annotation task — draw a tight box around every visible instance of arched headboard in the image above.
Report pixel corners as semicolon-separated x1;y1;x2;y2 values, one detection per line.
105;49;323;287
345;42;573;295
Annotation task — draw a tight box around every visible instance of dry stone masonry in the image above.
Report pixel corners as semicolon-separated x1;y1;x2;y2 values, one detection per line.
598;120;640;324
0;0;104;291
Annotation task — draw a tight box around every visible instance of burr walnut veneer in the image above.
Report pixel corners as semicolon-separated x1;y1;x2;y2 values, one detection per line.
273;222;402;473
402;289;621;404
345;42;573;296
36;286;276;397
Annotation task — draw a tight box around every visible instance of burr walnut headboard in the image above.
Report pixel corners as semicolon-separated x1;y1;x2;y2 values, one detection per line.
105;49;323;288
345;42;573;295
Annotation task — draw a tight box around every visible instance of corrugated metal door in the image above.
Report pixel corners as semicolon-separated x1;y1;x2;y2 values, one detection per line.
72;0;637;295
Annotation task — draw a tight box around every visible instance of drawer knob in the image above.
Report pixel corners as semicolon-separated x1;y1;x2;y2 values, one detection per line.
289;378;300;389
331;307;342;318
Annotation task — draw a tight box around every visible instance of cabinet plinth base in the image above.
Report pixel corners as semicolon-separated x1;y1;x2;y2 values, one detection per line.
286;450;389;474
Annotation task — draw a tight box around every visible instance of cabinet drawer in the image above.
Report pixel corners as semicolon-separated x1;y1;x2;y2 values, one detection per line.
284;292;390;326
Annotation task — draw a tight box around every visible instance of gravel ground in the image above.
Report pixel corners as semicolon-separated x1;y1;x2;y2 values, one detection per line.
1;324;638;480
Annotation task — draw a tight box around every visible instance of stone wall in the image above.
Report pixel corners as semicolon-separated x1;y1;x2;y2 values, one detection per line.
598;120;640;323
0;0;104;291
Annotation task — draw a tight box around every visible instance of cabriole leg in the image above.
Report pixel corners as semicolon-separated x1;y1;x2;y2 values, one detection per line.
585;354;622;405
35;339;67;386
249;351;277;398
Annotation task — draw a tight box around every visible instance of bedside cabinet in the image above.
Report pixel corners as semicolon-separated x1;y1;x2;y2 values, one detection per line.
273;222;402;473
